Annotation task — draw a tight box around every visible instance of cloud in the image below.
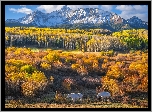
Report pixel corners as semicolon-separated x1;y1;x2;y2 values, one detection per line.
101;5;113;11
37;5;64;13
9;8;16;12
9;7;33;14
116;5;148;22
116;5;134;11
20;5;26;7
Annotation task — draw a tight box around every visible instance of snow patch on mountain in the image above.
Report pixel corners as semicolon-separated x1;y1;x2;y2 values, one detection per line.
5;5;148;30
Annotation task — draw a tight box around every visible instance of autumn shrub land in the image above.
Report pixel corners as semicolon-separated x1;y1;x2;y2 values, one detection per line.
5;27;148;108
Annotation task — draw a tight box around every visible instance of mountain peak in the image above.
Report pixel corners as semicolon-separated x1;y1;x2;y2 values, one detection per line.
61;5;71;11
131;16;139;19
126;16;147;29
5;7;148;31
33;10;44;14
127;16;142;22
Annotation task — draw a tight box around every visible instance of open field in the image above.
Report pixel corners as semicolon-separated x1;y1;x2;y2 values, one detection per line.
5;103;145;108
5;100;148;108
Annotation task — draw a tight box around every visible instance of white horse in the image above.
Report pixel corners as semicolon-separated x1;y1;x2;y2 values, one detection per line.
66;93;83;102
97;91;111;102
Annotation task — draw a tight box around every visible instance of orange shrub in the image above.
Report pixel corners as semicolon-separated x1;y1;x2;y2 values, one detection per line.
71;63;80;70
101;76;120;96
21;71;48;97
137;76;148;92
123;74;140;92
106;62;124;79
40;62;51;70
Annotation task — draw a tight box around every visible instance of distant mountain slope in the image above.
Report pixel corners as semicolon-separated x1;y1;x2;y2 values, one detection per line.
5;5;148;31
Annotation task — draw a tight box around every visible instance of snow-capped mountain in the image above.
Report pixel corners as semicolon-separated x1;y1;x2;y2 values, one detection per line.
125;16;148;29
5;5;148;31
6;19;20;23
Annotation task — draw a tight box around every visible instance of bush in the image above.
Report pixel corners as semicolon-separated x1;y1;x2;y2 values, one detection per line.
21;81;37;97
106;62;124;79
101;76;120;96
71;64;80;70
40;62;51;70
20;65;37;74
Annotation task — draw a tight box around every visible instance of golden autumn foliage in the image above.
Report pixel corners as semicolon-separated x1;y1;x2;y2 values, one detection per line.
6;27;147;52
71;64;80;70
4;27;148;108
101;50;148;95
20;65;37;74
21;71;48;97
101;76;120;96
137;75;148;92
40;62;51;70
21;81;37;97
5;45;148;99
54;91;66;103
106;62;124;79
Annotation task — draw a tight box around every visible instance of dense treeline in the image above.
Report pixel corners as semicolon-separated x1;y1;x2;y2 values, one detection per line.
5;27;148;52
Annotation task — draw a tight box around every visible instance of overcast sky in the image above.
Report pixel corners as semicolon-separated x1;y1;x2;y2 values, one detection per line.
5;5;148;22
